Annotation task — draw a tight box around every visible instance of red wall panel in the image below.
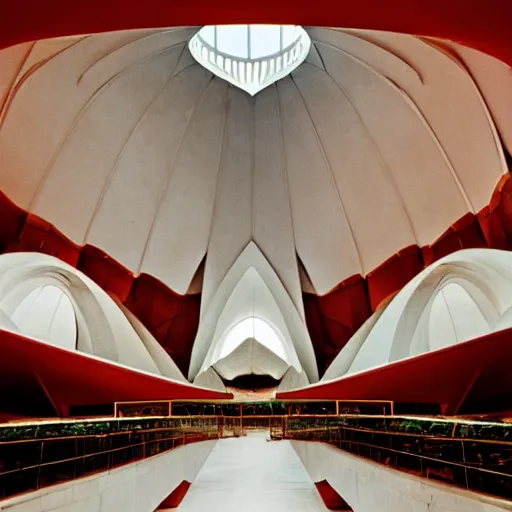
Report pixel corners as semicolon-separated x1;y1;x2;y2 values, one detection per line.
366;245;423;311
78;245;135;302
12;214;81;266
157;481;192;509
304;275;369;374
0;190;26;251
315;480;353;510
1;0;512;73
126;274;201;375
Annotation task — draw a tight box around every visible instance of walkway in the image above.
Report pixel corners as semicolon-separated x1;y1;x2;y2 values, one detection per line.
176;434;327;511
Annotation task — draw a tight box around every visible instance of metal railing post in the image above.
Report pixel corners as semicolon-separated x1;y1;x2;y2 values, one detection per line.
461;440;469;489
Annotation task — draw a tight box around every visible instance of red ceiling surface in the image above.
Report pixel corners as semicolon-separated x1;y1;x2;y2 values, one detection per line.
0;327;231;419
1;1;512;68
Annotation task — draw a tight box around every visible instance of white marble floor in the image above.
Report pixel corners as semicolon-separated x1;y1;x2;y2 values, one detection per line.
176;434;328;512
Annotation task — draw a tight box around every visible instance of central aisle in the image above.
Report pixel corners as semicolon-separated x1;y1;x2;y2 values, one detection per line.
176;434;328;511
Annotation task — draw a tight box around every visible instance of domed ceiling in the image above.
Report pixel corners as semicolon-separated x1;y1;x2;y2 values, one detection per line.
0;26;511;379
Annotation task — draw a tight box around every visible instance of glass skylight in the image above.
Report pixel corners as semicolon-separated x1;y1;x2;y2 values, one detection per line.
219;317;288;360
189;25;311;96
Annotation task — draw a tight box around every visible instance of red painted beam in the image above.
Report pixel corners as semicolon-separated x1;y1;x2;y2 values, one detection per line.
157;480;192;509
315;480;353;511
277;328;512;415
0;328;231;418
1;1;512;69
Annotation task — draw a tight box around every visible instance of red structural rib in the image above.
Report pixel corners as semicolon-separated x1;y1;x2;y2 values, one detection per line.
315;480;353;511
0;328;231;419
277;328;512;415
156;481;192;509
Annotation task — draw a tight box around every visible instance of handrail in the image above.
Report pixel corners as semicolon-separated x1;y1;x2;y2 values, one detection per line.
0;429;211;500
321;438;512;480
284;424;512;499
1;414;511;502
0;434;186;477
286;424;512;446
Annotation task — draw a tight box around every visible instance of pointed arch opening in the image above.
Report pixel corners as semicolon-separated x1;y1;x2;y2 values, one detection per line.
218;316;288;361
10;284;77;350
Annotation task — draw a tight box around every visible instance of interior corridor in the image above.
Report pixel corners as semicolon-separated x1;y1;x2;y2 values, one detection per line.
175;434;328;511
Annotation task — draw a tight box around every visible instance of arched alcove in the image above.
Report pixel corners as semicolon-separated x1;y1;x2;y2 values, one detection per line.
218;317;288;361
11;284;77;350
323;249;512;381
0;253;186;381
426;282;490;351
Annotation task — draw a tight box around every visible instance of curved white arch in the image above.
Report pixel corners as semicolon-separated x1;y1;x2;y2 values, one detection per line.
205;265;301;368
426;282;490;351
10;284;77;350
189;242;318;382
0;253;187;382
217;317;288;361
323;249;512;381
213;337;290;381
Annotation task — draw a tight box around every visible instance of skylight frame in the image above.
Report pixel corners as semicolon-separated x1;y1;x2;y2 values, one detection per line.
189;25;311;96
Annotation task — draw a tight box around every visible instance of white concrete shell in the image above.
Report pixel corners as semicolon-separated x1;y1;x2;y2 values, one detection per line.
0;27;511;381
293;440;512;512
0;28;506;298
212;338;290;381
0;252;186;381
190;242;317;382
323;249;512;381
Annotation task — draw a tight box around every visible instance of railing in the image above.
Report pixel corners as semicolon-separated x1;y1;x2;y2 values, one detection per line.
283;417;512;500
114;399;394;418
0;417;218;500
1;414;511;502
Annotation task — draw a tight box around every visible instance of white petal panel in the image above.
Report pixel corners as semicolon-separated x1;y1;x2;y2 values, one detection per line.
451;42;512;158
140;78;228;293
86;64;212;272
345;30;506;209
253;87;303;314
315;42;469;246
0;33;144;207
276;76;361;292
291;61;417;273
207;268;297;366
0;42;32;112
201;87;254;306
39;46;187;249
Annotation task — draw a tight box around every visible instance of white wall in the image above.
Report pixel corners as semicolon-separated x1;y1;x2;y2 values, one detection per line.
0;440;216;512
292;441;512;512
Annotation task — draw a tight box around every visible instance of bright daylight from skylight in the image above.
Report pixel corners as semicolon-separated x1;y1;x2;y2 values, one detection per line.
189;25;311;96
219;317;288;361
